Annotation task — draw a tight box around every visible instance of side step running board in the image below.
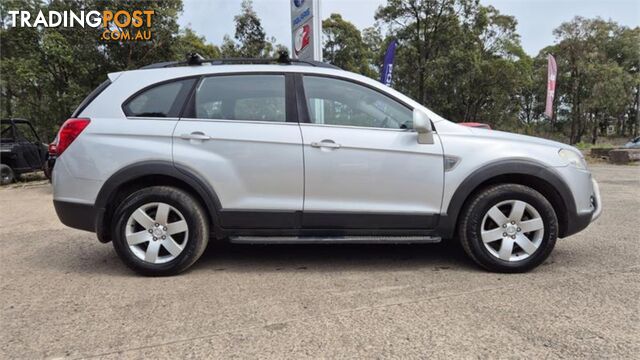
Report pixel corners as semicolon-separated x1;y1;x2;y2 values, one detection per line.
229;236;441;244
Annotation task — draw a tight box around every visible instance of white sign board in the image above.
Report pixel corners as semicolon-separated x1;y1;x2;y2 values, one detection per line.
291;0;322;61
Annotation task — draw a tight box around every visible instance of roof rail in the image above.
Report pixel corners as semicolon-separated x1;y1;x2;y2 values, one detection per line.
139;52;341;70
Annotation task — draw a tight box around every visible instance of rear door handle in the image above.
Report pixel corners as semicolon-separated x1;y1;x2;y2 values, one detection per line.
310;140;341;149
180;132;211;141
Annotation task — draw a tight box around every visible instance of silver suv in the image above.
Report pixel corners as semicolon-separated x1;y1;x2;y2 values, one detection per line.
52;58;601;275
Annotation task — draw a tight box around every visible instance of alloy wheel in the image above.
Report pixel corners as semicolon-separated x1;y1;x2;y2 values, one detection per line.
125;202;189;264
480;200;545;262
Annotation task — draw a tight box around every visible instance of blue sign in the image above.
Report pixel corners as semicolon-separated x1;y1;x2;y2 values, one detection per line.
292;7;311;27
293;0;305;8
380;39;397;87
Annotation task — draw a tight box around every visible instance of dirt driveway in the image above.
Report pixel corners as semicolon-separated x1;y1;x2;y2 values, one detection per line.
1;164;639;359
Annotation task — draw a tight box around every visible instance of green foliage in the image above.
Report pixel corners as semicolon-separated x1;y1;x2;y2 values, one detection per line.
371;0;528;126
1;0;637;145
368;1;638;142
574;141;614;150
234;0;267;57
221;0;285;58
322;14;376;78
173;28;221;59
93;0;183;70
550;17;639;143
0;0;214;140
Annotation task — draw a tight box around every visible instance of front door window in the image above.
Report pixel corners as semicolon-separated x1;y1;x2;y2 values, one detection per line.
302;76;413;129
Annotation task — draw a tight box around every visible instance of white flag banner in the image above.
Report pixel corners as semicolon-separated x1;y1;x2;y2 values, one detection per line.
545;54;557;119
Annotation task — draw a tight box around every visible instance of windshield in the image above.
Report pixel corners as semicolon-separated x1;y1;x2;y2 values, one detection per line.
1;123;13;141
14;122;39;143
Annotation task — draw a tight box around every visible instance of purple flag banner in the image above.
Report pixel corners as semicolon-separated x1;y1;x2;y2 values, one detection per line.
380;39;397;87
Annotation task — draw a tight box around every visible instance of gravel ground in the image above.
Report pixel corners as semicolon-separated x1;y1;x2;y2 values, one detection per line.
0;164;638;359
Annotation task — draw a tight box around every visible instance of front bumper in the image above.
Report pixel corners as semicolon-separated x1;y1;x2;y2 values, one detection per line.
562;177;602;238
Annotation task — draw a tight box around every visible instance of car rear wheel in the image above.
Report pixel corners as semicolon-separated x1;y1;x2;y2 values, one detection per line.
0;164;15;185
112;186;209;276
458;184;558;273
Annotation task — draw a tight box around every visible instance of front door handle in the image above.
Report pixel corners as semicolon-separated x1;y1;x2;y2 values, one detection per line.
311;140;341;149
180;132;211;141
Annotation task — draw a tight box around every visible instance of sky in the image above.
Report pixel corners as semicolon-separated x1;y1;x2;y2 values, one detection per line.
178;0;640;56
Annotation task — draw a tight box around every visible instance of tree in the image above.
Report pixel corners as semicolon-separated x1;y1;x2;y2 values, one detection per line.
322;14;376;77
233;0;268;57
2;0;637;145
95;0;184;70
376;0;528;127
376;0;474;105
220;0;285;58
0;0;188;140
551;17;638;143
446;5;526;125
515;53;546;127
584;63;629;143
0;0;110;139
606;26;640;137
173;28;221;60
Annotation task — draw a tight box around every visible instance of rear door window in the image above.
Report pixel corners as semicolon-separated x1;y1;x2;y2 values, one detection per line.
123;78;196;118
194;75;286;122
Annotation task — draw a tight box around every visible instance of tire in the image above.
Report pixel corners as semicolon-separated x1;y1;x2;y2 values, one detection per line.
43;162;52;181
112;186;209;276
0;164;15;185
458;184;558;273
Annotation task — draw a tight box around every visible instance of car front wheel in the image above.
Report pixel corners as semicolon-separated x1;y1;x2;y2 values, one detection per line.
458;184;558;273
112;186;209;276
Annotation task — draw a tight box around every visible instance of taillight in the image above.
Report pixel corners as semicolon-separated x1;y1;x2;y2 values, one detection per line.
56;118;90;156
48;142;57;156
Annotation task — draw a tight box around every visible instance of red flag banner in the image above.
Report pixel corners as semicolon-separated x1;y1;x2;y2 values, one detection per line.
545;54;557;119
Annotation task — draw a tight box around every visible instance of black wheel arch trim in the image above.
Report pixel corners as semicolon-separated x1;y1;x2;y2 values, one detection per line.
437;159;579;239
94;161;222;242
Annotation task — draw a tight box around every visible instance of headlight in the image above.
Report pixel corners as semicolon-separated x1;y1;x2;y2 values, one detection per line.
558;149;587;169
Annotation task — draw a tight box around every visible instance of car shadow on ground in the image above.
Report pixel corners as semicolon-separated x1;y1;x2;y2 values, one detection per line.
34;235;478;277
191;240;477;274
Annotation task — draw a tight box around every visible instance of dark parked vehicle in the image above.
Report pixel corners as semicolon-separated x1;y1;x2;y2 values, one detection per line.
0;118;48;185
